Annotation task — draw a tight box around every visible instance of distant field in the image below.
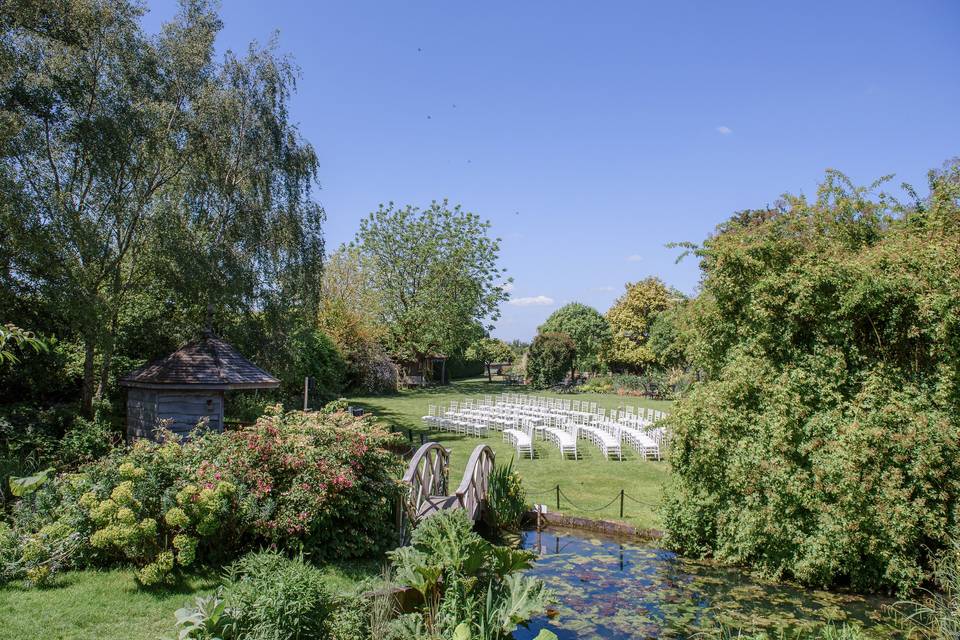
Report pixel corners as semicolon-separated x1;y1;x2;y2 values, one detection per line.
349;377;673;529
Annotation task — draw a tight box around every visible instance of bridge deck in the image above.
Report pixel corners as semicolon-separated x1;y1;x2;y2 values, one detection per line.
417;494;461;519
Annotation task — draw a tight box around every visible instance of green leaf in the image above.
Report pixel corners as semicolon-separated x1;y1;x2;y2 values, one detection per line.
9;468;54;497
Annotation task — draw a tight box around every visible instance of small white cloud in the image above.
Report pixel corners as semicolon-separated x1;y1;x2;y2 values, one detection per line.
593;285;615;292
509;295;554;307
501;282;514;293
625;254;643;262
716;125;733;135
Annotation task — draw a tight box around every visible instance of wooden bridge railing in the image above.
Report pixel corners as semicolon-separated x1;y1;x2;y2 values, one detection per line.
454;444;495;522
399;442;449;538
399;442;495;539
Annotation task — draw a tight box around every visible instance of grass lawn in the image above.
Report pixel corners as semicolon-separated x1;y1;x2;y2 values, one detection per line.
0;561;380;640
348;377;674;529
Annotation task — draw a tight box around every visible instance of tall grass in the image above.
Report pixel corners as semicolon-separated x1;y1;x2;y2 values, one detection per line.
894;541;960;639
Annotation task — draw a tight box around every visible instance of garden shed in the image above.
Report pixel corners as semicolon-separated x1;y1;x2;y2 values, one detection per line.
119;331;279;441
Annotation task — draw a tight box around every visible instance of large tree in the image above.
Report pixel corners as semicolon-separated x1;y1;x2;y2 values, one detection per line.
0;0;324;412
538;303;611;375
606;277;682;373
352;200;509;374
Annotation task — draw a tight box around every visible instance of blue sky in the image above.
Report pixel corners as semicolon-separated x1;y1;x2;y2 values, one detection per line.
142;1;960;341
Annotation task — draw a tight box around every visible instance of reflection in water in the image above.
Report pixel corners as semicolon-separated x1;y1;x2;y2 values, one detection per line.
513;528;897;640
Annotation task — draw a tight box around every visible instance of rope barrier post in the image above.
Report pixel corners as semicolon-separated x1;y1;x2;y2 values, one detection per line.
555;484;560;511
619;489;624;519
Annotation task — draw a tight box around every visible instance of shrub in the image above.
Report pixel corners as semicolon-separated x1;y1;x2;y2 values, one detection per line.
59;414;117;466
663;165;960;594
487;460;527;531
223;550;333;640
526;332;576;389
5;408;404;586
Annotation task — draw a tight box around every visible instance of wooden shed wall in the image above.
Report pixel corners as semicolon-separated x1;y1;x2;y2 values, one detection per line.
127;389;224;441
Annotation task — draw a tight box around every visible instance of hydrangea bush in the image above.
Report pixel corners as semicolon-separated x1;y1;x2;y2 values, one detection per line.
2;407;403;586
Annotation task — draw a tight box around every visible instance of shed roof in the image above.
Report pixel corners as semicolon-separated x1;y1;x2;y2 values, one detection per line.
120;332;280;391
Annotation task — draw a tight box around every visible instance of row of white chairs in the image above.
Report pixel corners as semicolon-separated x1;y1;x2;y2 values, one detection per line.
422;396;667;461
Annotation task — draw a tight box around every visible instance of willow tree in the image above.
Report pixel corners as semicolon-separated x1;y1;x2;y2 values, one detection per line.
0;0;324;412
353;200;509;376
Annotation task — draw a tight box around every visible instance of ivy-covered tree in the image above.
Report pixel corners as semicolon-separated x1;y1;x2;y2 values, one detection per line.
663;163;960;595
465;337;514;382
352;200;509;375
538;303;611;375
606;277;682;373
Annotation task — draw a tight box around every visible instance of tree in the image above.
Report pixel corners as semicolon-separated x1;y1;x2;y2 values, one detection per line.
647;303;690;370
663;163;960;594
539;303;611;375
526;332;576;389
465;337;514;382
352;200;509;374
606;277;682;373
0;1;325;412
318;246;395;392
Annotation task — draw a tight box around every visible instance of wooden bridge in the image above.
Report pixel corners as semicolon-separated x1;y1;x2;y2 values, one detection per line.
399;442;495;537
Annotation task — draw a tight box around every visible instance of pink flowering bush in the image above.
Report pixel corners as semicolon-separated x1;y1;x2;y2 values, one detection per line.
4;407;403;586
194;406;404;558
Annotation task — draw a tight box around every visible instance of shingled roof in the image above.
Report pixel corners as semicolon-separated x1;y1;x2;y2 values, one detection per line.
120;332;280;390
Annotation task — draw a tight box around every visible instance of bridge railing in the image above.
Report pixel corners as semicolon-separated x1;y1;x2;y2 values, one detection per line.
400;442;450;538
454;444;495;522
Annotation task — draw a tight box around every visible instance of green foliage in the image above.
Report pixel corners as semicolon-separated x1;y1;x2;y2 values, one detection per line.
4;409;403;587
579;371;692;400
318;246;397;394
387;510;548;640
646;303;690;370
352;200;509;367
465;338;514;381
1;0;324;415
59;414;117;466
174;589;233;640
222;550;333;640
708;625;867;640
539;303;611;374
893;539;960;639
486;460;527;531
0;324;47;366
526;333;576;389
274;326;346;405
606;278;683;373
663;164;960;594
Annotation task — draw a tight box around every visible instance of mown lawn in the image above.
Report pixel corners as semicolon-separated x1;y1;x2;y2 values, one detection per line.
349;377;673;529
0;561;380;640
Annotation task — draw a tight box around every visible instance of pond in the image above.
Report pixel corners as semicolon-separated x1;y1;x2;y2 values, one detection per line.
513;527;898;639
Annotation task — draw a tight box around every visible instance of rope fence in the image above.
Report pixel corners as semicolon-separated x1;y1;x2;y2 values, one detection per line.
526;483;659;519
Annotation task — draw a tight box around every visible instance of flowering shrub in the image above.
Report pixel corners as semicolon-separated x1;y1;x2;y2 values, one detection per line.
3;407;403;586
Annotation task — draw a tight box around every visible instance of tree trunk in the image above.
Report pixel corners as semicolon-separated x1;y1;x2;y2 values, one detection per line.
95;312;119;403
81;337;96;417
486;363;492;382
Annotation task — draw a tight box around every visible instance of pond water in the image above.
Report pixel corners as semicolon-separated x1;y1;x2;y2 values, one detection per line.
513;527;898;639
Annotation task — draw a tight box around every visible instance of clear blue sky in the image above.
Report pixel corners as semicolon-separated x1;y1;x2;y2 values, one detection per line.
142;1;960;341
